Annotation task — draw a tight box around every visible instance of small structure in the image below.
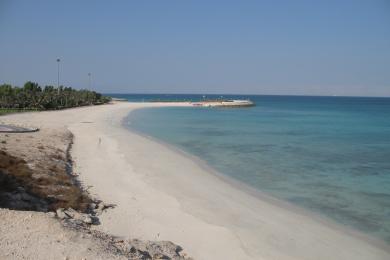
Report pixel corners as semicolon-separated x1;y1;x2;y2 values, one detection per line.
111;97;128;102
192;99;255;108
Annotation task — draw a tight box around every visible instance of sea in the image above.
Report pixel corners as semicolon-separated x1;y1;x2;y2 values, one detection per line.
110;94;390;243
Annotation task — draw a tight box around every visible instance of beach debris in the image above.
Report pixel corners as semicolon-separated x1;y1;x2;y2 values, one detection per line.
55;207;96;225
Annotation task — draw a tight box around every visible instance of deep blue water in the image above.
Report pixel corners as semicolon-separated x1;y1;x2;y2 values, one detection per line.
111;94;390;243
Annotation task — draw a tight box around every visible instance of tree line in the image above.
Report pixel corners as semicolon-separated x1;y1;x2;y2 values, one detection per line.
0;81;111;110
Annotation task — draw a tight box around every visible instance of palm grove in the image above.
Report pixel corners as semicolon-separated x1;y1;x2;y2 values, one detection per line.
0;82;111;110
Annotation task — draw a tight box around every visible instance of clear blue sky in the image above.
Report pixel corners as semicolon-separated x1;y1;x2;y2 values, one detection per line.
0;0;389;96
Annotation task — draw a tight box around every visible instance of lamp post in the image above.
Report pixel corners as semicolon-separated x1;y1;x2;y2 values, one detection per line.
88;72;91;89
56;58;61;88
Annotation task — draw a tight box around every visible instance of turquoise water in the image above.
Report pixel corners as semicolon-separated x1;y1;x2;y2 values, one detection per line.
117;94;390;243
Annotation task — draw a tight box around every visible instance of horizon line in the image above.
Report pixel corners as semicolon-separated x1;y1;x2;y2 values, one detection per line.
104;92;390;99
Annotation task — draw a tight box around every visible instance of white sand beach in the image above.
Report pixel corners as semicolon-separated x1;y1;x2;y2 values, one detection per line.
1;102;389;260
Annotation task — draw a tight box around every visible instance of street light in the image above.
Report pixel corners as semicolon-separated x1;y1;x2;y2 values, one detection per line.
88;72;91;89
56;58;61;88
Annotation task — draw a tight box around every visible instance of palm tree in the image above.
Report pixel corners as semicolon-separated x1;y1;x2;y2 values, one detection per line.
0;82;110;110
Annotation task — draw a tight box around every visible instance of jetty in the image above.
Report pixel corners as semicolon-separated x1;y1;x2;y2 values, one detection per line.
192;99;255;107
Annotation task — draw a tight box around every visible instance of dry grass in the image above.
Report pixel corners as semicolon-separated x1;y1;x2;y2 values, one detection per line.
50;152;64;161
0;149;91;212
0;151;30;183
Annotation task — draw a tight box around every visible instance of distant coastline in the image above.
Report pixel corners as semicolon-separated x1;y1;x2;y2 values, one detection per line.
106;93;390;100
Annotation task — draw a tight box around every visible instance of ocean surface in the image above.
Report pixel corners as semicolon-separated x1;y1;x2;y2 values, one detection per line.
111;94;390;243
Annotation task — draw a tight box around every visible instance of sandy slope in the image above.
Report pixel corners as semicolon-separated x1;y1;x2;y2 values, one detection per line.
1;102;389;260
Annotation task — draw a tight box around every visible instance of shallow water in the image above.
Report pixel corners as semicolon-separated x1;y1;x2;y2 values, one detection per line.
115;94;390;243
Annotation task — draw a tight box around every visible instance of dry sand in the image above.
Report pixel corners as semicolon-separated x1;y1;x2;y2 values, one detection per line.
1;102;389;260
0;208;125;260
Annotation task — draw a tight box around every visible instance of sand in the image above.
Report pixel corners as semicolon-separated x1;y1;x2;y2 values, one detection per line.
0;208;126;260
1;102;389;260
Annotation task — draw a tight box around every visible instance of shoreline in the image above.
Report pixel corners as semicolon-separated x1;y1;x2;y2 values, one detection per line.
124;106;390;251
83;102;388;259
2;102;389;259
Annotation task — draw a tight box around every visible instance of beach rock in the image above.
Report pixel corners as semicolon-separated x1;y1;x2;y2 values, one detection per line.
128;239;185;259
119;243;151;259
82;215;93;224
63;208;94;224
62;218;86;230
56;208;68;219
63;208;78;218
90;215;100;225
88;203;97;210
148;241;183;259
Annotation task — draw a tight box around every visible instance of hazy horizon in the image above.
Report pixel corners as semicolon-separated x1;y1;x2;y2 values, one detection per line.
1;0;389;97
106;92;390;98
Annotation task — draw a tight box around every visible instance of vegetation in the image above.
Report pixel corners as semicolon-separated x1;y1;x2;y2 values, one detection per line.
0;149;91;212
0;81;111;111
0;108;39;116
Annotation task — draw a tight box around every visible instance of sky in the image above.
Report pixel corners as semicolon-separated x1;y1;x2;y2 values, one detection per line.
0;0;389;96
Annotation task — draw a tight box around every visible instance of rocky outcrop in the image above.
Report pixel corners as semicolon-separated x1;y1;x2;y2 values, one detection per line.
71;225;190;260
53;204;191;259
56;207;95;225
114;239;189;260
55;200;115;226
88;200;116;216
